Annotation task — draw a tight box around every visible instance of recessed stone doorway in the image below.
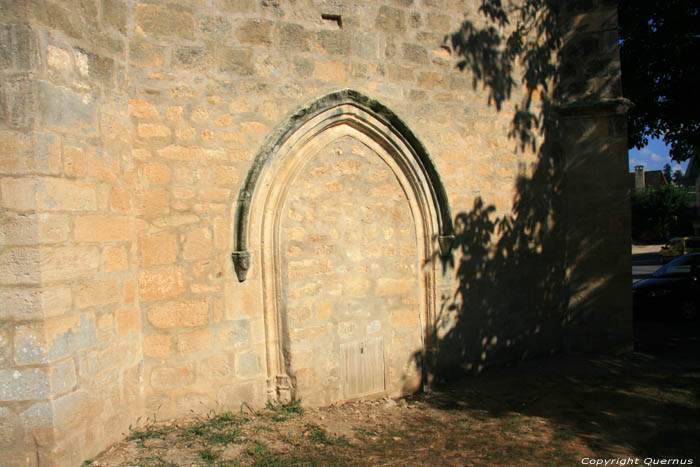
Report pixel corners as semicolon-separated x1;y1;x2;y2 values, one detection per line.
280;135;422;405
233;91;454;405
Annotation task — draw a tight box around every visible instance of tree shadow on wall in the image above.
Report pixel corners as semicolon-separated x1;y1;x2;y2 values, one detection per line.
414;0;629;383
404;0;698;459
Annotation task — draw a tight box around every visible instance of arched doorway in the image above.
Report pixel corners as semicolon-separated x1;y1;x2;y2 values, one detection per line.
232;90;454;403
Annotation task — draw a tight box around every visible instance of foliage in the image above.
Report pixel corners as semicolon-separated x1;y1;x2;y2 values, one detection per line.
125;417;173;447
182;410;244;446
673;169;685;185
197;447;222;464
631;184;693;240
663;164;672;181
262;399;304;422
618;0;700;162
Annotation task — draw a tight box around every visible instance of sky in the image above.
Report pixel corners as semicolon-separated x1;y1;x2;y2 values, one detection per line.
628;137;690;175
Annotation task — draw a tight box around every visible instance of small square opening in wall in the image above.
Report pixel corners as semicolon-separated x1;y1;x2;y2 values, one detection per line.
321;14;343;29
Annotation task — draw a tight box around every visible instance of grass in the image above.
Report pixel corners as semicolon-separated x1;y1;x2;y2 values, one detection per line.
262;399;304;422
125;417;174;447
197;447;222;464
183;410;244;446
244;442;285;467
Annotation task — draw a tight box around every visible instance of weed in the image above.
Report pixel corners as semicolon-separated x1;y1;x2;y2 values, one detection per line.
208;428;242;445
305;424;332;445
126;418;172;447
245;441;282;466
181;409;244;446
263;399;303;422
207;410;245;427
184;420;242;445
198;447;222;464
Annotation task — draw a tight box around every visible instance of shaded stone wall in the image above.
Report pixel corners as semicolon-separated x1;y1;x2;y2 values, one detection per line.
0;0;631;465
559;1;632;351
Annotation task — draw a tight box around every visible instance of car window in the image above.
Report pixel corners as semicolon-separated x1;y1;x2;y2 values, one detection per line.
665;238;681;249
686;238;700;248
652;255;697;277
660;264;692;276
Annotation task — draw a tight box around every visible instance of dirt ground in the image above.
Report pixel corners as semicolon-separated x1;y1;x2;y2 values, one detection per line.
87;320;700;466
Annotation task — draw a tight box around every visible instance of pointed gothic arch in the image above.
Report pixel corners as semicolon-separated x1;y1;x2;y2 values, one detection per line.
231;90;454;400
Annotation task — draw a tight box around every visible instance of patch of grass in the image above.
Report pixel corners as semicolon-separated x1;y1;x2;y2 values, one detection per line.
181;410;244;446
353;427;378;437
125;417;173;447
305;424;349;446
263;399;304;422
198;447;222;464
245;441;284;466
208;428;242;444
500;414;526;429
209;410;246;426
184;420;241;445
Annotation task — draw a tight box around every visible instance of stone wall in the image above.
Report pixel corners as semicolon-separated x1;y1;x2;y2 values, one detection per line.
0;0;631;465
0;1;142;465
1;1;141;465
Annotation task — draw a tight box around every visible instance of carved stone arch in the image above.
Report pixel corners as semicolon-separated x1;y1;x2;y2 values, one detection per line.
232;90;454;401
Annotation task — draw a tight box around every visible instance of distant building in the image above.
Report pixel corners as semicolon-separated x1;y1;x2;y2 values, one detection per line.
630;165;669;191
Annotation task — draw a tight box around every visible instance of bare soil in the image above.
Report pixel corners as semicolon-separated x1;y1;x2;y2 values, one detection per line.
87;321;700;466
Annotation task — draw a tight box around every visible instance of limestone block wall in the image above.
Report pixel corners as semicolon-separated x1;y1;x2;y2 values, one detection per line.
1;2;141;465
280;136;423;405
121;0;514;421
0;0;631;465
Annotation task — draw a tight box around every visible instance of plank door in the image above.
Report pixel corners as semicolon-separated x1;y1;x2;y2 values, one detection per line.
340;336;385;398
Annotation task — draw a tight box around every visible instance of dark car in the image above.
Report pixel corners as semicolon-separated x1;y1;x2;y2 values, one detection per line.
633;253;699;321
